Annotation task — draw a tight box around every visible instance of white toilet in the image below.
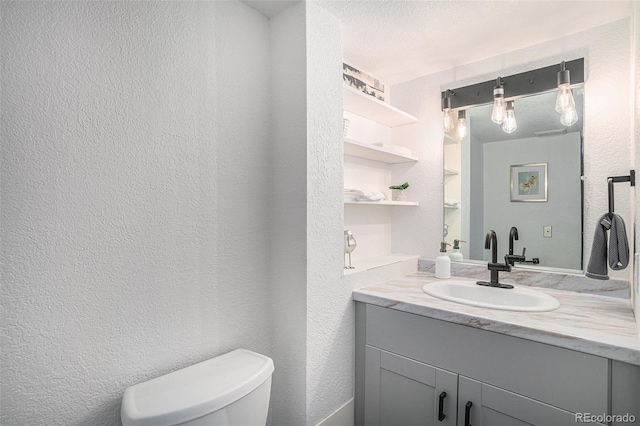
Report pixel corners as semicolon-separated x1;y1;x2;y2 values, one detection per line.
121;349;274;426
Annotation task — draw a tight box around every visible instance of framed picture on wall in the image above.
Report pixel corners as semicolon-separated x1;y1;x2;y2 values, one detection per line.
510;163;547;202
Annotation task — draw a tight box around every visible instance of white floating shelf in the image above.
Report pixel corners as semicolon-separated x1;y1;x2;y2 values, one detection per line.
444;134;459;145
345;200;419;206
343;85;417;127
444;204;460;209
343;253;420;276
444;167;459;175
344;138;418;164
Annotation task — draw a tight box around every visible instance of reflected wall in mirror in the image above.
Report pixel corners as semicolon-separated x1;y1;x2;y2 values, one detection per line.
444;88;584;272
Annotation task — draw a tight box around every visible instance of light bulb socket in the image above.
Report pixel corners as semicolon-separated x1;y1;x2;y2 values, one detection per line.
458;110;466;120
442;96;451;110
557;61;570;86
493;77;505;97
442;89;454;110
506;101;515;111
557;69;570;86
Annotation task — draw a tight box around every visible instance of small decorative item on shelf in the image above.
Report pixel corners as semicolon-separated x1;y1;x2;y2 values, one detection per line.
389;182;409;201
343;62;386;101
344;230;357;269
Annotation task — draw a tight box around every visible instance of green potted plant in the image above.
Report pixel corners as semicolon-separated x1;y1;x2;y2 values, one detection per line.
389;182;409;201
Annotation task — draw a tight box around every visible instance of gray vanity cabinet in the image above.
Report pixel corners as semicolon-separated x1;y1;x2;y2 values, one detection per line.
364;346;457;426
355;302;612;426
364;348;593;426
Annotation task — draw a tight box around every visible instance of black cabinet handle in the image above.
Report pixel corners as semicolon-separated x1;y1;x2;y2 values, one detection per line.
464;401;473;426
438;391;447;421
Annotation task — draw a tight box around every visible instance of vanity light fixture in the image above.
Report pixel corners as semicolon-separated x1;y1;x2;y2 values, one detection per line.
442;90;455;132
456;110;467;140
490;77;506;124
502;101;517;134
440;58;584;129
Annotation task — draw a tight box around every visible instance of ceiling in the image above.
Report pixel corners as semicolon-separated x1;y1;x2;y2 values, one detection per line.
313;0;626;141
241;1;632;85
242;0;628;141
317;0;632;86
240;0;300;17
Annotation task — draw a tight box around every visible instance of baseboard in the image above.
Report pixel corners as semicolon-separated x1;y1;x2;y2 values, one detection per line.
316;398;354;426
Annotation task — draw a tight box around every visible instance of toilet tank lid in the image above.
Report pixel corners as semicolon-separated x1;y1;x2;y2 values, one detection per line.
121;349;274;426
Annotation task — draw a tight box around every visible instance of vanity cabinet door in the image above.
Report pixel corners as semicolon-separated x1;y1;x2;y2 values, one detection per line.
611;360;640;425
365;346;458;426
457;376;601;426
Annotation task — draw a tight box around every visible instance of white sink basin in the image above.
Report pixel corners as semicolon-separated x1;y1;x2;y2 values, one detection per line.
422;280;560;312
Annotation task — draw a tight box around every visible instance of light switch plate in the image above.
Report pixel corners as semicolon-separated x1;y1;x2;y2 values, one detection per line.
543;225;552;238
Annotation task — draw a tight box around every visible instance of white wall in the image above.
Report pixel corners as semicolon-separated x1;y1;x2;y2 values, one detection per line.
481;134;582;269
305;4;345;425
1;2;274;424
2;2;348;425
269;2;308;424
389;70;450;258
391;19;633;282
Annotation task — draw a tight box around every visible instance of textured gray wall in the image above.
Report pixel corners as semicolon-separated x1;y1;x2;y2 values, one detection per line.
1;2;273;424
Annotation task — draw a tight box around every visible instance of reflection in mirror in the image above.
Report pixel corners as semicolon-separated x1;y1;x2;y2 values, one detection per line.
444;88;584;272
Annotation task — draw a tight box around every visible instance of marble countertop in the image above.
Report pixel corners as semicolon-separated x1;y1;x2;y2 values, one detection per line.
353;272;640;366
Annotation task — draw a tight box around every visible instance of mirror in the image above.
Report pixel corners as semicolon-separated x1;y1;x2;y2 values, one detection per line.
444;88;584;272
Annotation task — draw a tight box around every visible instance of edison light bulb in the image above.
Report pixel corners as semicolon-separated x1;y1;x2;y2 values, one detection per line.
560;106;578;126
491;85;506;124
442;93;455;133
456;111;467;140
555;84;575;113
502;101;517;133
443;108;455;132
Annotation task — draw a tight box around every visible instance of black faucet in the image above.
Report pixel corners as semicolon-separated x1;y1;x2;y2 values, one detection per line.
477;230;514;289
505;226;526;266
486;230;499;263
508;226;518;255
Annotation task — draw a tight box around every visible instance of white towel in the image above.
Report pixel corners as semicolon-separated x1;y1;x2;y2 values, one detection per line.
344;188;386;201
357;191;385;201
344;189;363;198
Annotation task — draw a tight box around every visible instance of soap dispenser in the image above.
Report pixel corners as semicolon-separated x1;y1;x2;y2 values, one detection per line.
448;239;466;262
435;242;451;279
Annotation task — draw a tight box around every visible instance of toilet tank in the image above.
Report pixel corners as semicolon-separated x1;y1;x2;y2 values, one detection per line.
121;349;274;426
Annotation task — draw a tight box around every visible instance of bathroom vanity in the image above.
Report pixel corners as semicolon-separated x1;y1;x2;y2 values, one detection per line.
353;273;640;426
